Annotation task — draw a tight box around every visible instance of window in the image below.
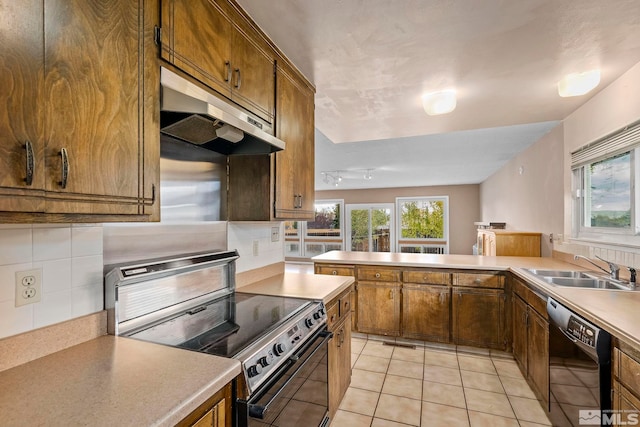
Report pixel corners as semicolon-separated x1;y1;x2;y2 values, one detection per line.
284;200;344;259
396;197;449;254
346;204;394;252
572;120;640;242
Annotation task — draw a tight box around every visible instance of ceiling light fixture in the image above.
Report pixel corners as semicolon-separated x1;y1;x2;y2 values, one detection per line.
557;70;601;97
364;169;373;180
422;89;457;116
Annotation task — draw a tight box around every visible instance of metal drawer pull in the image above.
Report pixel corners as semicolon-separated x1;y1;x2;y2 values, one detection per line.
224;61;232;82
24;141;34;186
389;290;394;299
375;272;381;278
235;68;242;89
59;148;69;189
332;270;337;275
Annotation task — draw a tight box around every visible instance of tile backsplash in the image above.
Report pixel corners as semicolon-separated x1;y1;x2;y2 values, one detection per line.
0;224;104;339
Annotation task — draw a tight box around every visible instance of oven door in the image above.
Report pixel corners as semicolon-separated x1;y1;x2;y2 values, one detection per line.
237;328;332;427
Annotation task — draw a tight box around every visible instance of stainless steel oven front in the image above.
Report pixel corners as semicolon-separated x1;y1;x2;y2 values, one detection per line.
237;327;332;427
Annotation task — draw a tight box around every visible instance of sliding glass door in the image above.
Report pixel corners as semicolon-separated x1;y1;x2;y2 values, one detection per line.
346;204;394;252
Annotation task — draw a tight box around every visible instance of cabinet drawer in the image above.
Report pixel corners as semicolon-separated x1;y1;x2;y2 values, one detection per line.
615;348;640;398
403;270;451;285
453;272;505;289
326;302;339;330
315;264;355;277
357;267;401;282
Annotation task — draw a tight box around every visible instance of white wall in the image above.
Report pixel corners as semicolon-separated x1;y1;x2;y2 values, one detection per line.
0;224;104;339
481;59;640;263
480;125;565;256
228;222;285;273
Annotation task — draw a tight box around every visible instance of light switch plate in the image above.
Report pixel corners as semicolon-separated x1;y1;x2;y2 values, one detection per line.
271;227;280;242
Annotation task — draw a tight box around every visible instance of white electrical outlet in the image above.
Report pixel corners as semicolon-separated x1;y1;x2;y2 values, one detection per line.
271;227;280;242
253;240;259;256
15;268;42;307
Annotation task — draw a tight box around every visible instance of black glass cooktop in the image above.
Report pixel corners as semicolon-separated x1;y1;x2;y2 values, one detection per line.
128;292;311;358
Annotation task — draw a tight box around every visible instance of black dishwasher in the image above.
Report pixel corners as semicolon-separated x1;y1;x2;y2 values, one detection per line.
547;297;612;426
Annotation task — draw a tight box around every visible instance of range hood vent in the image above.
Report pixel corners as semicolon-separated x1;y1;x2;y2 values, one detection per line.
160;68;285;156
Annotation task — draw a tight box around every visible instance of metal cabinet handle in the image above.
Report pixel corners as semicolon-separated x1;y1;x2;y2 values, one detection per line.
234;68;242;89
298;194;303;208
332;270;337;275
389;289;394;299
224;61;232;82
24;141;34;186
375;272;381;278
59;148;69;189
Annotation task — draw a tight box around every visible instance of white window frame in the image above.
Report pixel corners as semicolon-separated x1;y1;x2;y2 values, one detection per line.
571;120;640;246
284;200;345;259
395;196;450;254
346;203;395;253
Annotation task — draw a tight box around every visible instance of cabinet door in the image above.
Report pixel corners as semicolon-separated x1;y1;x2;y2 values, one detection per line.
0;0;45;212
44;0;143;214
527;308;549;408
356;281;401;336
512;295;528;375
160;0;233;99
402;284;450;343
274;63;315;219
613;380;640;426
329;317;352;418
230;27;275;123
452;288;505;349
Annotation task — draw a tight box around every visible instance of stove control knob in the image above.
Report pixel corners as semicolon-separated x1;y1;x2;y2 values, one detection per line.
305;317;315;328
248;364;263;378
259;355;273;367
313;311;322;320
273;342;286;356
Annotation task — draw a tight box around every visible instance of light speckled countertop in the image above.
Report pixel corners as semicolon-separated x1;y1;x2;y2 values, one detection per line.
0;335;240;427
314;251;640;350
238;272;355;303
0;272;352;426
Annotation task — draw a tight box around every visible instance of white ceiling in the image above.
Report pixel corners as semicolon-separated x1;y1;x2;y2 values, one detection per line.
236;0;640;190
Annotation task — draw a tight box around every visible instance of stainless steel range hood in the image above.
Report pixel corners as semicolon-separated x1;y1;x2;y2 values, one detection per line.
160;67;285;155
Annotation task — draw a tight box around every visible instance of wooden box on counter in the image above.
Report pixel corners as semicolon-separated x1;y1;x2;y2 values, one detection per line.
477;230;542;257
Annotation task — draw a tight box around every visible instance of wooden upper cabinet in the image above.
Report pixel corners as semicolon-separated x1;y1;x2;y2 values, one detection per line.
0;0;159;220
274;61;315;219
0;0;45;212
160;0;275;123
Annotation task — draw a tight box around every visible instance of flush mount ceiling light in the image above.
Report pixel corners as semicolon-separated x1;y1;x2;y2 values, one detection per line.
363;169;373;180
422;89;457;116
557;70;601;97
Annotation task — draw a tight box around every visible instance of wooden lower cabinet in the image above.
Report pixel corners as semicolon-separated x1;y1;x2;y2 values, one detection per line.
402;283;450;342
512;295;528;373
356;281;401;336
177;380;232;427
452;287;506;350
613;346;640;426
327;287;353;419
527;308;549;405
512;280;549;407
328;314;351;418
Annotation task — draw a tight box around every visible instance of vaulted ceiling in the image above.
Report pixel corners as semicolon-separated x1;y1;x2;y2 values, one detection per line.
237;0;640;190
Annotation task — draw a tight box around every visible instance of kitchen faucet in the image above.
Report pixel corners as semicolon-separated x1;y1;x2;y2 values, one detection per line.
574;255;620;280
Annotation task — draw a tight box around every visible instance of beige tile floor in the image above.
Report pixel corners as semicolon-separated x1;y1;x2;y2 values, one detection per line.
331;336;552;427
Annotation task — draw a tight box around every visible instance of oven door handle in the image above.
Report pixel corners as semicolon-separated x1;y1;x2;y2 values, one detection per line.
247;329;333;419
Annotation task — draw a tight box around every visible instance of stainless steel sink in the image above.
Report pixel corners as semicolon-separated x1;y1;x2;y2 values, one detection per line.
526;269;592;279
525;268;636;291
543;277;626;290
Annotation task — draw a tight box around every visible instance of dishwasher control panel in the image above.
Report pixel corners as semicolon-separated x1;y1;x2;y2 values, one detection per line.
567;315;596;347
